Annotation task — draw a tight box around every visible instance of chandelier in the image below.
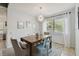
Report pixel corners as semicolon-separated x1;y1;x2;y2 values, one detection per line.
38;6;44;22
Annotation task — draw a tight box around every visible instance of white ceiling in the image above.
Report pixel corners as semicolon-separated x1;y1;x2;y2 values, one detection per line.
12;3;75;17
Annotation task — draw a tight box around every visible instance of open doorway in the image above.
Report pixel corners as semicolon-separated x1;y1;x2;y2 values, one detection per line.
0;3;8;49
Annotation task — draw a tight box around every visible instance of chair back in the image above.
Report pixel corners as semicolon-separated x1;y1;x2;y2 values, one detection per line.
43;37;50;48
48;36;52;49
11;39;22;56
43;36;52;49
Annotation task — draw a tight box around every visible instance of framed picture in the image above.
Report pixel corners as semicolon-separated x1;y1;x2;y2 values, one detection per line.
26;20;30;27
17;21;24;29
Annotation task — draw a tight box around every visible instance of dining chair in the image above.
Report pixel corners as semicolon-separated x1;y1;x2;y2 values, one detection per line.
36;37;52;56
11;39;29;56
19;41;29;49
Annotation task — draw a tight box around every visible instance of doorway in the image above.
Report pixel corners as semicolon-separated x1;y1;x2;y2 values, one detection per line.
0;4;8;49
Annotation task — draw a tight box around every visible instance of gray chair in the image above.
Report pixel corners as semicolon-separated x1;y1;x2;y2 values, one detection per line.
19;41;28;49
11;39;29;56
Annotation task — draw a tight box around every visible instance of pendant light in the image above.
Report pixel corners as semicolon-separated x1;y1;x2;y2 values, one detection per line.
38;6;44;22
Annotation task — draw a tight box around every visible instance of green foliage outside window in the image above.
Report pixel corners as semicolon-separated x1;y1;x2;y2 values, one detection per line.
54;19;64;32
47;18;64;33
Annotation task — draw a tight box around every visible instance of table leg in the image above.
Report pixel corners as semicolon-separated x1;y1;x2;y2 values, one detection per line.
30;44;33;56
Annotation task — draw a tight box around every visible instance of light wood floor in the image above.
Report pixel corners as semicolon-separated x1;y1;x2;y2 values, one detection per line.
52;42;75;56
61;47;75;56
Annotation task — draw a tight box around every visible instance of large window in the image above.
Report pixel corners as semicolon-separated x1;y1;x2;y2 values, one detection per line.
54;19;64;33
47;17;64;33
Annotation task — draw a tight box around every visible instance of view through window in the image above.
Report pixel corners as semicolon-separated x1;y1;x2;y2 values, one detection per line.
47;17;64;33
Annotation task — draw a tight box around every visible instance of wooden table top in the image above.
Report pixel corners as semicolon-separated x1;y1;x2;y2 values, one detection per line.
21;35;43;44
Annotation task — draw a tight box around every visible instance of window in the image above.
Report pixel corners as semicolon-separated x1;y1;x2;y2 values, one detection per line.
54;18;64;33
46;17;64;33
47;18;53;30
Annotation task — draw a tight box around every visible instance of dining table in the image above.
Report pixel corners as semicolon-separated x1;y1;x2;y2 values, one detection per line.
21;35;43;56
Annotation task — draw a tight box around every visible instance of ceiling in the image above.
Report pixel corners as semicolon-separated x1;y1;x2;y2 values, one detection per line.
11;3;75;17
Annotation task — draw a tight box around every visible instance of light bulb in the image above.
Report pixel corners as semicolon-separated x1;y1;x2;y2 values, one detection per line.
38;15;44;22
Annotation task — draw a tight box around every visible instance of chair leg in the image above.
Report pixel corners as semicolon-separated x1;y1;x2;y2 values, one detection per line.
40;50;45;56
40;51;43;56
47;48;48;56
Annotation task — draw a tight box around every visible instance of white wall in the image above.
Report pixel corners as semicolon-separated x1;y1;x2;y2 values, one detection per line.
69;8;75;48
75;4;79;56
6;4;40;48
